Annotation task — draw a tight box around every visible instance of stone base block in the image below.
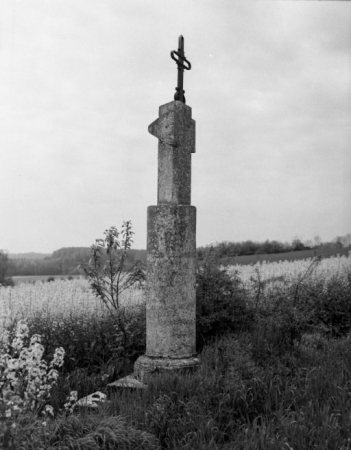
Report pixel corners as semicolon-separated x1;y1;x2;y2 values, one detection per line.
134;354;200;383
107;375;148;393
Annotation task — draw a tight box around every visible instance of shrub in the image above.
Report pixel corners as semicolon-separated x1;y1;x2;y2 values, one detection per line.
80;222;145;367
25;305;146;377
196;250;253;350
313;274;351;338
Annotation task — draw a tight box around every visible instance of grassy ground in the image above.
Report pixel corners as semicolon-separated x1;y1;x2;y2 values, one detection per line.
1;256;351;449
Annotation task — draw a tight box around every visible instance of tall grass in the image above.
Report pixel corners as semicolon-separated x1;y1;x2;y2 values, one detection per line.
1;254;351;449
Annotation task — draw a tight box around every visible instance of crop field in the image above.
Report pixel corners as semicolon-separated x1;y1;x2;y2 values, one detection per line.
226;253;350;302
11;274;83;285
0;277;145;339
1;254;349;337
1;253;351;449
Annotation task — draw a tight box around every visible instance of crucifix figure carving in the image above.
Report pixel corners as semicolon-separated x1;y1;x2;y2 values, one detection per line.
171;35;191;103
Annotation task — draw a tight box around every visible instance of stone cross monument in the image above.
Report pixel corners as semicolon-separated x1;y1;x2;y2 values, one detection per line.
134;36;199;382
108;37;199;390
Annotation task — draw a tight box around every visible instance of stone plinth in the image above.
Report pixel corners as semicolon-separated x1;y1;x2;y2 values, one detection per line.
134;355;200;383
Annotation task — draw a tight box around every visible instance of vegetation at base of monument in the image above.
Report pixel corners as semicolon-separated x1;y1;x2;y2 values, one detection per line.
196;249;254;350
1;254;351;449
79;221;145;312
2;331;351;449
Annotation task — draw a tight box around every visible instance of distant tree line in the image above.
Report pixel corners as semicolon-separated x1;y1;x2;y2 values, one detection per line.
0;250;14;286
197;234;351;261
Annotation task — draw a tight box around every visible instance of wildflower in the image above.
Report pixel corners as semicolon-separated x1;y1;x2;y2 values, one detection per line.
30;334;42;345
64;390;78;413
50;347;65;368
44;404;54;417
0;320;65;418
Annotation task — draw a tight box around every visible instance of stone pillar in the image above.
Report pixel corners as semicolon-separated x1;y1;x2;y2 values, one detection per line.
133;100;199;382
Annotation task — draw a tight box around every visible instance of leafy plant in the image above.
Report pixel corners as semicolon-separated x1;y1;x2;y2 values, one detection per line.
314;273;351;338
80;222;146;372
196;248;253;350
80;222;145;312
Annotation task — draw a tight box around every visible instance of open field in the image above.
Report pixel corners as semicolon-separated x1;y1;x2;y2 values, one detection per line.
226;253;350;292
12;274;83;285
1;254;349;335
1;254;351;449
0;278;145;335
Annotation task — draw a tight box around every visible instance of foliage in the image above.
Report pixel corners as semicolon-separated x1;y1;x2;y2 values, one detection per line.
248;257;323;359
1;414;160;450
196;249;254;349
21;306;146;380
79;222;145;375
1;253;351;448
105;332;351;450
0;250;14;287
197;234;351;262
0;320;65;425
48;415;160;450
310;273;351;338
80;222;145;313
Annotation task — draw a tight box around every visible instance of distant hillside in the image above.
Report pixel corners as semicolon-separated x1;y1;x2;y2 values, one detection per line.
8;247;147;277
9;252;51;260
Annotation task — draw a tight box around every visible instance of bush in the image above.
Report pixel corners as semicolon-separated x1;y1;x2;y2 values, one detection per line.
196;250;253;350
313;274;351;338
25;305;146;377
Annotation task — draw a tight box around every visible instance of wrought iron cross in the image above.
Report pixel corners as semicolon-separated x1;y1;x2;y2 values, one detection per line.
171;35;191;104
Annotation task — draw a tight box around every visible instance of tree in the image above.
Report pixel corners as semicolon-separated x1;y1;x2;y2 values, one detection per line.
292;238;306;251
314;235;322;248
80;222;145;366
0;250;14;286
80;221;145;313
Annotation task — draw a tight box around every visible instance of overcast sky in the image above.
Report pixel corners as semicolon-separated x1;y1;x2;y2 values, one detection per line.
0;1;350;253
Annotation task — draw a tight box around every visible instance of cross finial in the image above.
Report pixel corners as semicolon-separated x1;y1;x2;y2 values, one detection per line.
170;35;191;104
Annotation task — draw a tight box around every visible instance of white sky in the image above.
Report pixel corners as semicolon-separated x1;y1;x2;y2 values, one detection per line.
0;1;350;253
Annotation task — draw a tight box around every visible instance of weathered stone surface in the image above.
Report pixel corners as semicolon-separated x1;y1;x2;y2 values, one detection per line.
107;375;147;391
134;355;200;383
158;141;192;205
145;205;196;358
148;101;195;153
149;101;195;205
132;99;198;381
